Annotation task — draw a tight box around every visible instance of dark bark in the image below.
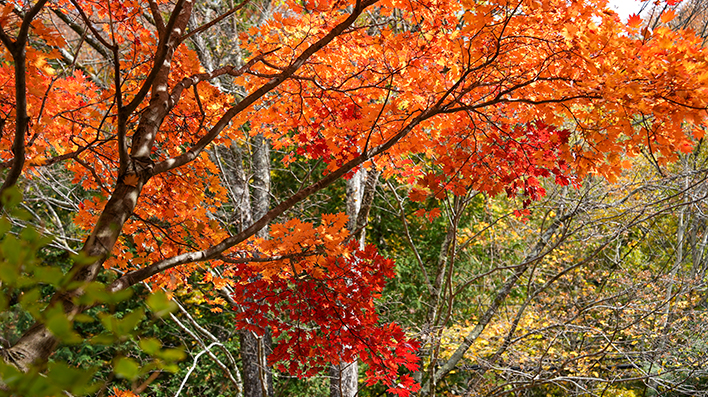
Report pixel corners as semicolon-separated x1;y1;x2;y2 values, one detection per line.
0;0;50;210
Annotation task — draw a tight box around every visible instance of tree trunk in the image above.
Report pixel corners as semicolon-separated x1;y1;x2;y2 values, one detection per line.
0;0;195;372
1;178;146;371
329;362;359;397
330;168;378;397
240;134;273;397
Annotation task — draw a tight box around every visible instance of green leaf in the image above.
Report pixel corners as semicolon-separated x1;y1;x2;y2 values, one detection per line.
0;360;24;388
0;254;19;284
21;373;55;397
73;313;95;323
114;308;145;336
33;266;65;286
19;288;43;318
1;234;23;267
98;312;115;334
160;362;181;373
157;347;186;362
80;283;133;305
107;288;133;304
76;282;110;305
139;337;162;355
1;185;22;209
89;332;116;345
46;361;98;394
146;291;177;318
0;216;11;236
70;251;97;266
19;226;52;247
113;356;140;380
11;208;32;221
44;306;81;344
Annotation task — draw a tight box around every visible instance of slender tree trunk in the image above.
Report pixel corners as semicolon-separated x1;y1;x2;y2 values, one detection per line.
420;210;571;395
331;168;379;397
251;134;270;230
240;134;273;397
330;361;359;397
240;331;273;397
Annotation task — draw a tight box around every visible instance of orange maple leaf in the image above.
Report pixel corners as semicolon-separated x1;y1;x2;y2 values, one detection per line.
627;13;642;29
123;174;139;187
660;9;676;23
112;388;139;397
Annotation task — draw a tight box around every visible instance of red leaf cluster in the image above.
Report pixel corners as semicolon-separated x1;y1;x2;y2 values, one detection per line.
230;242;420;394
410;120;573;205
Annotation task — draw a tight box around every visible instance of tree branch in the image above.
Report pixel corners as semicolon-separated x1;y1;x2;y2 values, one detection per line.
0;0;50;209
122;0;188;115
152;0;379;175
110;103;440;292
180;0;253;43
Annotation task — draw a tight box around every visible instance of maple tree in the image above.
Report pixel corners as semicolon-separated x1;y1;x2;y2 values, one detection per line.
1;0;708;394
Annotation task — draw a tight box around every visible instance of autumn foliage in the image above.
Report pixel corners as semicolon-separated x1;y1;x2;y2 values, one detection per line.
231;241;420;392
1;0;708;394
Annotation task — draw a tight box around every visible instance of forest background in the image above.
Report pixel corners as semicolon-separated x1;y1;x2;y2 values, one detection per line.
2;0;708;396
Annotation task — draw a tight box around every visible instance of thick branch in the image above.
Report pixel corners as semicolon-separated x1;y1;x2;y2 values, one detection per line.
110;103;440;292
147;0;166;36
0;0;50;209
122;0;188;115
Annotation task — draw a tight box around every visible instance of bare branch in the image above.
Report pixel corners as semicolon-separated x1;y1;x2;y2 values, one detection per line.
180;0;253;43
